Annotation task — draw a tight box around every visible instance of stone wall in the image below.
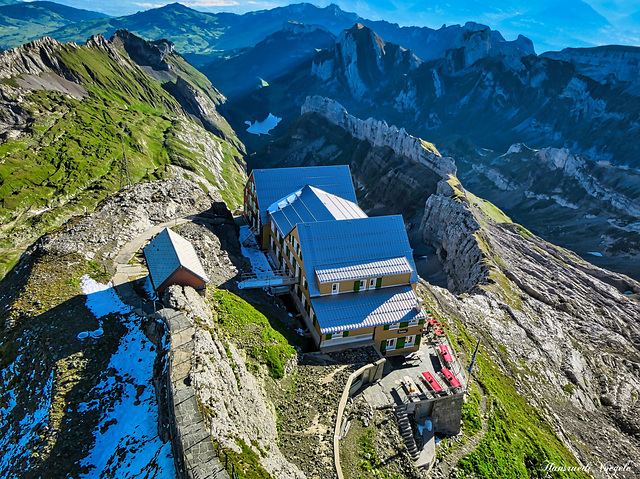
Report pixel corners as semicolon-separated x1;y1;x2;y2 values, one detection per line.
156;308;230;479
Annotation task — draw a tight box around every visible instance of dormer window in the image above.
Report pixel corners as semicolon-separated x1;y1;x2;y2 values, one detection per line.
369;278;375;290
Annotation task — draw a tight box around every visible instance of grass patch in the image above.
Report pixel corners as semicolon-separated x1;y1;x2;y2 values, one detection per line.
217;437;274;479
462;384;482;435
211;289;297;379
451;322;588;478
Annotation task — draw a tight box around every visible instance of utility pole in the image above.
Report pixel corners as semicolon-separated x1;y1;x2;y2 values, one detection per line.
119;142;133;189
468;339;481;375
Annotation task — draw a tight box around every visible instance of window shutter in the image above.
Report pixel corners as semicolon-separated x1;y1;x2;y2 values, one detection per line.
399;321;409;328
383;324;390;331
397;337;406;349
380;340;387;352
375;277;382;289
343;331;349;337
415;334;421;346
354;281;360;292
326;334;332;340
418;318;425;325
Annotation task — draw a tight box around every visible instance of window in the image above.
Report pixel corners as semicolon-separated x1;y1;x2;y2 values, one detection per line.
387;338;397;350
359;279;366;290
369;278;375;289
405;335;415;348
332;283;339;295
409;318;419;327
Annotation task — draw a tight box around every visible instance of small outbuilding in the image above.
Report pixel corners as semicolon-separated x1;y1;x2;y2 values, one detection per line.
144;227;209;295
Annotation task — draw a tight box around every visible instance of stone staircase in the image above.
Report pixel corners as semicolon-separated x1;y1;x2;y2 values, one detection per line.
395;405;420;461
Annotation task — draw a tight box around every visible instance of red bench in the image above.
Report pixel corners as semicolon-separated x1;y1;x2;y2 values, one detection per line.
421;372;443;392
440;344;453;363
441;368;461;388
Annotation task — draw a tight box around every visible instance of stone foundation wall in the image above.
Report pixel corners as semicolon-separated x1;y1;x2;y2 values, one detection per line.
157;308;230;479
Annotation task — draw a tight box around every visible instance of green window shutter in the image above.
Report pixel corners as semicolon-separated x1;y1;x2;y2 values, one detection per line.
354;281;360;292
399;321;409;328
418;318;425;325
293;258;297;269
397;337;406;349
384;324;390;331
305;303;310;314
326;333;332;340
375;277;382;289
380;340;387;352
415;334;421;346
313;316;318;327
343;330;349;337
298;289;302;300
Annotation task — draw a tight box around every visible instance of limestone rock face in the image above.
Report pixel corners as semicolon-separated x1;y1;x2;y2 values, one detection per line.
418;175;640;475
420;185;487;292
164;285;213;325
302;95;456;178
192;330;306;479
110;29;174;71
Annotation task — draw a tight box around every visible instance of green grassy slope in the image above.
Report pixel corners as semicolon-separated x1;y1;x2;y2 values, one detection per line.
0;1;107;48
0;35;245;279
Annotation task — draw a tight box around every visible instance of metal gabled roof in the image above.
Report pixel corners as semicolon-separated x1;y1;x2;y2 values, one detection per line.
315;256;412;284
143;227;209;290
251;166;357;224
268;185;367;236
310;285;427;334
296;215;418;297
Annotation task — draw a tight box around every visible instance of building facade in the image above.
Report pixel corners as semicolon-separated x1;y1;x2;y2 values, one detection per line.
244;166;426;356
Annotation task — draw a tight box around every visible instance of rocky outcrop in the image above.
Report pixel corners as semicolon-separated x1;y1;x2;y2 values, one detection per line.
420;179;488;292
111;29;174;71
301;96;456;178
192;329;306;479
166;76;230;139
41;178;217;261
417;174;640;477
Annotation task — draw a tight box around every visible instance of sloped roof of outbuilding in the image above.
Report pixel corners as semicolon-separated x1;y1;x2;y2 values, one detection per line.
268;185;366;236
143;227;209;290
251;166;357;223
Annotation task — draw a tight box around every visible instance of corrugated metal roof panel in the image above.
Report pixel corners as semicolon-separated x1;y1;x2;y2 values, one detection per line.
311;285;427;333
316;257;412;283
252;166;357;223
144;228;209;290
268;185;366;235
297;215;418;297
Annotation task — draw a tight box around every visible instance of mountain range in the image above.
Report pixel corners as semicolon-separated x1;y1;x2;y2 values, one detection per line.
1;2;640;479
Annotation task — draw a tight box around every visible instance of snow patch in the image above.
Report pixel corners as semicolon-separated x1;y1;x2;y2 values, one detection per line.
78;276;175;478
239;225;275;278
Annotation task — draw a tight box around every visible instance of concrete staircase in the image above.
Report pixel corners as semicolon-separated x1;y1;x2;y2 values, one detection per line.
395;405;420;461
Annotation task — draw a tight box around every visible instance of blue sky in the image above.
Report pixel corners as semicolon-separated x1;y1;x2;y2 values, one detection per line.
39;0;640;52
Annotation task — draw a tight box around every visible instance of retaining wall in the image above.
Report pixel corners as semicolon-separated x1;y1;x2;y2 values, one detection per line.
157;308;230;479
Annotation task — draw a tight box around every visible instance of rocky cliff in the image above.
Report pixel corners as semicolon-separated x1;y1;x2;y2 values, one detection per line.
301;96;456;178
543;45;640;96
456;143;640;280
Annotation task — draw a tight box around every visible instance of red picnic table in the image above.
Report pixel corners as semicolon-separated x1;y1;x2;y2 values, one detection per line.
440;344;453;363
434;329;445;336
421;372;443;392
441;368;461;388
